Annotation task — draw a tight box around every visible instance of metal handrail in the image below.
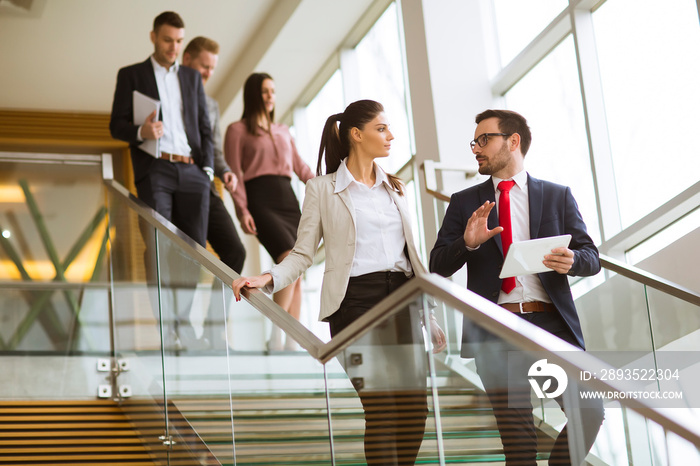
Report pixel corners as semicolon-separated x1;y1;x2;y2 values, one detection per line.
321;273;700;447
422;159;478;202
600;254;700;306
104;167;700;447
102;179;327;360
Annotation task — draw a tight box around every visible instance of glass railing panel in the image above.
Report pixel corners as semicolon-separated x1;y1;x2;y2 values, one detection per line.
0;156;106;283
646;285;700;351
574;272;655;352
327;294;444;465
105;185;168;461
155;229;233;464
427;289;700;465
0;282;112;398
0;156;110;398
603;406;700;465
431;296;536;464
225;291;332;465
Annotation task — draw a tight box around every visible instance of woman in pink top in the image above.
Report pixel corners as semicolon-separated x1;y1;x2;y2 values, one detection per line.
224;72;314;350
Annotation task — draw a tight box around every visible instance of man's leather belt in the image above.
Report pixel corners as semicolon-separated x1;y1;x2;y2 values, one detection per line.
501;301;555;314
160;152;193;164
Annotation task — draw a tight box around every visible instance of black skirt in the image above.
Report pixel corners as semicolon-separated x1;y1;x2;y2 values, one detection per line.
245;175;302;261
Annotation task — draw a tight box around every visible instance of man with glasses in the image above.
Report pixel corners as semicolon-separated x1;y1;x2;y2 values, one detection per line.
429;109;604;465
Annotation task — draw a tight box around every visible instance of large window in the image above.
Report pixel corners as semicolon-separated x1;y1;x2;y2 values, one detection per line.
492;0;568;67
504;35;601;244
593;0;700;228
294;3;412;175
490;0;700;260
352;2;412;173
295;70;344;171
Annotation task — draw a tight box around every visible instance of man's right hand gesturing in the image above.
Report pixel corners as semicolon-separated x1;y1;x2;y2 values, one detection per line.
463;201;503;249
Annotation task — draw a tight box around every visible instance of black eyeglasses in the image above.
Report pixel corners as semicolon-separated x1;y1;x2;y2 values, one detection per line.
469;132;512;150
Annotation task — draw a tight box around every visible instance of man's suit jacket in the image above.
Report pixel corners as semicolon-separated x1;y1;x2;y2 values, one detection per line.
429;174;600;354
269;170;427;322
109;58;213;184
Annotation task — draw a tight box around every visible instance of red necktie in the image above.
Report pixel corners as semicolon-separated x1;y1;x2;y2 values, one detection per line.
498;180;516;294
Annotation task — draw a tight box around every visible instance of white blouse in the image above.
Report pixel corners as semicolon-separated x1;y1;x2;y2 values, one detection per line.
335;159;412;277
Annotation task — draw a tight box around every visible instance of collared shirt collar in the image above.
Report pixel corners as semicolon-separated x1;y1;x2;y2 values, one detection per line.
150;55;179;73
492;169;527;191
334;159;391;193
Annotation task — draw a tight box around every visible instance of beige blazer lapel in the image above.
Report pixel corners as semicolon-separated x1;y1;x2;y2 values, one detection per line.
331;171;357;233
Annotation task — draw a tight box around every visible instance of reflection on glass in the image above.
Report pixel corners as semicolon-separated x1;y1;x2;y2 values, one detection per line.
575;273;654;352
226;292;331;465
0;157;110;397
492;0;568;67
0;283;112;399
106;184;168;462
505;35;601;244
428;291;697;465
0;161;106;281
593;0;700;227
646;286;700;351
156;231;235;463
328;296;441;464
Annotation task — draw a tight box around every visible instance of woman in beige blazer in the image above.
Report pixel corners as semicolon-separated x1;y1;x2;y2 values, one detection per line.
233;100;445;465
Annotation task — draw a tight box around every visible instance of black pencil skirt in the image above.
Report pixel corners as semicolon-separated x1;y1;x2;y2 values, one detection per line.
245;175;302;261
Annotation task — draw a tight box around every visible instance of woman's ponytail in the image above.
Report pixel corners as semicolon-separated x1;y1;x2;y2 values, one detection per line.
316;113;346;176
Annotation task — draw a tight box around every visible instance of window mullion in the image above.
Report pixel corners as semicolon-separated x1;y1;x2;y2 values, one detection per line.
570;5;622;248
492;8;572;95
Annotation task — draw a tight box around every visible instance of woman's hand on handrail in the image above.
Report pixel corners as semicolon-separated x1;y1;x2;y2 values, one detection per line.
231;273;272;302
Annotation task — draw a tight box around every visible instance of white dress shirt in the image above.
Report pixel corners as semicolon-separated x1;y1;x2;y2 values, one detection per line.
335;159;412;277
493;170;551;304
149;56;191;157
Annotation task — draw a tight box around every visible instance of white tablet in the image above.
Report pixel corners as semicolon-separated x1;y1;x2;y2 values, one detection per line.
499;234;572;279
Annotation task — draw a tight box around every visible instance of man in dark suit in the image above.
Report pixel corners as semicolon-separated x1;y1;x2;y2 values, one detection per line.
430;109;604;465
110;11;213;246
109;11;213;350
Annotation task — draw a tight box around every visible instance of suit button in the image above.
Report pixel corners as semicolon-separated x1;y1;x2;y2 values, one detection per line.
491;292;499;298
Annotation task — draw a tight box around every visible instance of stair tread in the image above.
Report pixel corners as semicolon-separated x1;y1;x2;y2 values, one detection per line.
0;384;511;465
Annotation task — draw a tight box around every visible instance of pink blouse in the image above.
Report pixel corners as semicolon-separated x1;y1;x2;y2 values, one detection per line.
224;120;314;219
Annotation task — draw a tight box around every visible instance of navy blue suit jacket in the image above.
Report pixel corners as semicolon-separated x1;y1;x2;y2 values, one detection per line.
429;174;600;356
109;58;213;184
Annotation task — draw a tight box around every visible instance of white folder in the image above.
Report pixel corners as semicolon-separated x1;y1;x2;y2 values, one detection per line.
133;91;161;158
499;234;572;278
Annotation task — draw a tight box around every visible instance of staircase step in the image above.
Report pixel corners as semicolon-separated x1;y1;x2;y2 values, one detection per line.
0;400;157;465
167;387;512;465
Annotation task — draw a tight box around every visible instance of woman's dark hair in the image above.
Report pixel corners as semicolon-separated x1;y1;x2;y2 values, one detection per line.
316;99;404;195
241;72;274;135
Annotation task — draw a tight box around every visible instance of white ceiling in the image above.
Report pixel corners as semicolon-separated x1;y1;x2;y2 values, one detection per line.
0;0;383;127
